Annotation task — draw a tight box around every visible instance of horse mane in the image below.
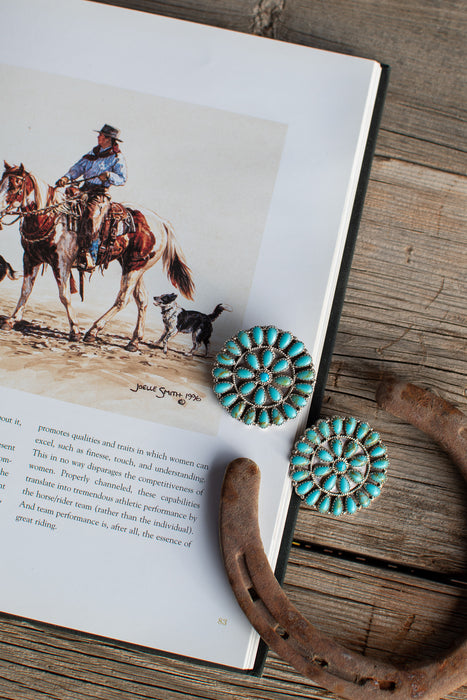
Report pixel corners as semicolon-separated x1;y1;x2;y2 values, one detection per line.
28;171;55;208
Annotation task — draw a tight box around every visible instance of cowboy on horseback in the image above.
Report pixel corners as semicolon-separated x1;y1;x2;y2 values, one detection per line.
55;124;127;271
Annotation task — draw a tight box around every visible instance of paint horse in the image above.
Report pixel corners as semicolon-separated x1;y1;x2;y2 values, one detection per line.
0;162;194;350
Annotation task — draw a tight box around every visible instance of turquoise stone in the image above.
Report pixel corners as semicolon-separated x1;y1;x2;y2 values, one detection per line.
345;496;357;514
333;497;344;517
283;403;297;419
305;429;320;444
243;407;256;425
253;387;266;406
356;422;370;440
246;353;260;370
345;417;357;435
225;340;242;356
331;438;344;457
318;496;331;513
252;326;263;345
332;417;344;435
272;358;288;373
335;459;347;473
349;455;368;469
291;470;309;482
313;465;331;477
317;420;331;438
236;368;254;380
231;402;246;419
268;385;281;402
370;471;387;485
290;393;307;408
338;476;350;493
271;408;284;425
296;480;314;496
214;381;233;394
262;349;274;367
348;470;364;483
365;483;381;498
316;448;333;463
274;375;293;387
358;492;371;508
323;474;337;491
239;381;256;396
296;441;313;454
213;367;231;379
266;326;278;345
216;353;235;366
259;371;270;383
297;369;315;381
372;458;389;470
364;431;380;447
258;408;270;429
286;341;304;358
291;454;309;467
237;330;251;349
305;489;321;506
279;332;292;349
344;441;359;458
295;382;313;395
294;354;312;368
221;393;238;407
370;445;386;458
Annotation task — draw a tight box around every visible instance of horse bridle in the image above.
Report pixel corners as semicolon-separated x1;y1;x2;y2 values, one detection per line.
219;379;467;700
0;171;27;225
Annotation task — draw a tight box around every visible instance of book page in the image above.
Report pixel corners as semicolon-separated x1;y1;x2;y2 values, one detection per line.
0;0;381;668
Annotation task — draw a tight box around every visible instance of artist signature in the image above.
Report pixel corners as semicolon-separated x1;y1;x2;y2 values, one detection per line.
130;382;202;405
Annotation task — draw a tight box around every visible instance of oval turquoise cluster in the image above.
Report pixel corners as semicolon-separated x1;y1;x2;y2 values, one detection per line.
212;325;315;428
289;416;388;516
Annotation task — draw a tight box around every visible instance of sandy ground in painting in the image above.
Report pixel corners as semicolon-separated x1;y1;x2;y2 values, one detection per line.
0;281;221;435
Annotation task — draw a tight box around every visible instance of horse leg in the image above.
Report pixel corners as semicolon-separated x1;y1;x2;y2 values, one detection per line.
84;271;139;346
52;267;81;341
2;264;40;329
126;275;148;352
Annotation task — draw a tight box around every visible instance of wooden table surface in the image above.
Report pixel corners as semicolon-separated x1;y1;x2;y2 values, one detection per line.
1;1;466;699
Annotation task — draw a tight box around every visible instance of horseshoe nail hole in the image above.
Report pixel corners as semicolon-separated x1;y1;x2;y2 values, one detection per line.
312;655;328;669
357;677;396;691
274;625;289;640
379;681;396;691
248;587;260;602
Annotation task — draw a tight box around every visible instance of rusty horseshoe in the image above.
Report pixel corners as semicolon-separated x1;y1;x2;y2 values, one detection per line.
219;379;467;699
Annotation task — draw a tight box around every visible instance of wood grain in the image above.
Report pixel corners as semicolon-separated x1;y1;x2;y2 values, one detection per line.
2;1;466;699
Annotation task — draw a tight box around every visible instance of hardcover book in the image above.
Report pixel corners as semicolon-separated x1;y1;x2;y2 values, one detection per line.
0;0;387;672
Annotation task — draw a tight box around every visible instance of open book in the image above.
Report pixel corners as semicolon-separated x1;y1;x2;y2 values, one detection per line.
0;0;386;671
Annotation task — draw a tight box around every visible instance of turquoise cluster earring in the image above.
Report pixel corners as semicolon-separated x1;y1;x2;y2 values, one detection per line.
212;325;315;428
289;416;388;516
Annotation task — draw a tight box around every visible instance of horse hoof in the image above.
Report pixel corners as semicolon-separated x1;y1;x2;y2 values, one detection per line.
69;331;81;342
125;342;139;352
83;331;97;343
1;319;15;331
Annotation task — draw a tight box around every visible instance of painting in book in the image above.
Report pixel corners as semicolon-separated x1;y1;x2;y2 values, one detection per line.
0;63;286;433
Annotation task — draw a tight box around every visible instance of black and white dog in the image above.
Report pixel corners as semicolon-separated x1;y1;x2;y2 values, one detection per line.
153;293;232;356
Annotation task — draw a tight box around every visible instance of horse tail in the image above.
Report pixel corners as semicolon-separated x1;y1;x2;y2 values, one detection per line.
162;222;195;301
208;303;232;321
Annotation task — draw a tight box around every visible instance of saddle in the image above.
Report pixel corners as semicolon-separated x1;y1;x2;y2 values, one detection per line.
98;202;135;268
